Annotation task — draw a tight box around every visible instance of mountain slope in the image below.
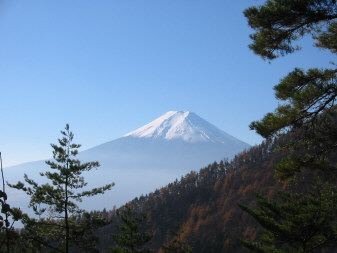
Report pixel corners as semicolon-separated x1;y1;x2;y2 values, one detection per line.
96;138;285;252
81;111;249;172
5;111;250;212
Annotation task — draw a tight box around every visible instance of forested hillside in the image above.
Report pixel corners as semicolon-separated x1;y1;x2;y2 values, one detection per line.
95;136;289;252
1;1;336;252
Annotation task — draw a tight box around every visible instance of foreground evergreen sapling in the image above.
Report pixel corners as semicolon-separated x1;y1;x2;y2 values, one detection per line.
110;205;153;253
9;124;115;253
161;225;192;253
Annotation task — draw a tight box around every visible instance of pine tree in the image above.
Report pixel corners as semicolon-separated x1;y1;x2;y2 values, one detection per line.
71;212;110;253
244;0;337;181
238;182;337;252
9;124;114;252
110;205;153;253
161;226;192;253
239;1;337;252
0;153;22;253
244;0;337;60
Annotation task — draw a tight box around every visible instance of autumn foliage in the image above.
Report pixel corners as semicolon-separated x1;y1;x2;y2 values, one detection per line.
96;136;293;252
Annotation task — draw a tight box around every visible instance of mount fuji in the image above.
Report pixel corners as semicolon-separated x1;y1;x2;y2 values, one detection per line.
125;110;242;143
5;111;250;212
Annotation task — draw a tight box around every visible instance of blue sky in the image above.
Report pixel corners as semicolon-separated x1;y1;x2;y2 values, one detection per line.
0;0;334;167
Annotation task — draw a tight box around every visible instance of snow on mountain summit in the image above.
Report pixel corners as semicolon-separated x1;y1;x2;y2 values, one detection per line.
7;111;251;212
124;111;245;144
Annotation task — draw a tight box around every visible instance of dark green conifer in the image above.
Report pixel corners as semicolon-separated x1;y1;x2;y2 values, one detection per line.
9;124;114;252
245;0;337;181
244;0;337;179
239;1;337;252
161;226;192;253
0;153;22;253
244;0;337;60
110;205;153;253
238;182;337;252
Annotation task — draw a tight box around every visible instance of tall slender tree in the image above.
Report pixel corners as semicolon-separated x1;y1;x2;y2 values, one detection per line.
10;124;114;252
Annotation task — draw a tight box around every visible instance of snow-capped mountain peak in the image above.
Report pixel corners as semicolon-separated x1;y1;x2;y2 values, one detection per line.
124;111;244;144
7;110;250;212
